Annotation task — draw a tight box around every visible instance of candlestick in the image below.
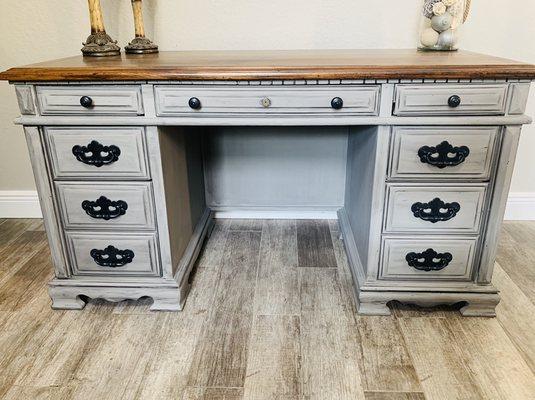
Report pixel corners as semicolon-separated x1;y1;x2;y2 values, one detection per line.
125;0;158;54
81;0;121;57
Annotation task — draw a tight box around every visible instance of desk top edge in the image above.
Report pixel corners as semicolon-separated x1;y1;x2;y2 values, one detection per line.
2;49;535;82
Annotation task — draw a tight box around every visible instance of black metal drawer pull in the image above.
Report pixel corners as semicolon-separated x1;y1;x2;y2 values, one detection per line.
90;245;135;268
81;196;128;220
411;197;460;223
72;140;121;167
418;140;470;169
405;248;452;272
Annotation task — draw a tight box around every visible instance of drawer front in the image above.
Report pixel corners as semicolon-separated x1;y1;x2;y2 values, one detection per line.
384;184;487;234
155;85;380;116
389;126;499;180
394;84;508;116
56;182;155;231
36;86;143;115
66;232;160;277
45;127;149;180
380;238;477;281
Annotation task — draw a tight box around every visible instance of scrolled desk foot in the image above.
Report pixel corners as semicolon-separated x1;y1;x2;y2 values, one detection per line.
357;299;392;316
149;288;183;312
49;287;87;310
459;296;500;317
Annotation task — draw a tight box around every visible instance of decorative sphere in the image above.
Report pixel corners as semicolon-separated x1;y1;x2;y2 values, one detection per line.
437;29;458;48
431;12;453;32
420;28;440;47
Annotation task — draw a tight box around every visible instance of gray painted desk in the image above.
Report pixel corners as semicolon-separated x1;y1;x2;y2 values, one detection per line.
2;50;534;316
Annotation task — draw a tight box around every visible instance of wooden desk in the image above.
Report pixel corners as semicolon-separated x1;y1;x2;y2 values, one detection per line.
2;50;535;316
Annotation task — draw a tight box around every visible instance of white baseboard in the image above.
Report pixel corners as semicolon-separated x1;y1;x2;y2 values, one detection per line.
213;207;339;220
0;191;534;221
504;192;535;221
0;191;42;218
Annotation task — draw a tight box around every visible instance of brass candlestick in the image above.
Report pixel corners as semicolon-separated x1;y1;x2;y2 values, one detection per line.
125;0;158;54
81;0;121;56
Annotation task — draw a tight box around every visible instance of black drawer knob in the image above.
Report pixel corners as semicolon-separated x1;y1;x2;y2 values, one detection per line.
448;95;461;108
82;196;128;220
90;245;135;268
406;248;452;272
331;97;344;110
80;96;93;108
188;97;202;110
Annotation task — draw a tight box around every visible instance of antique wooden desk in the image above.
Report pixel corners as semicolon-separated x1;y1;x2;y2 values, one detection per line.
2;50;535;316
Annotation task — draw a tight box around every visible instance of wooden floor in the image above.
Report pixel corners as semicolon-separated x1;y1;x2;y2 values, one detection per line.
0;218;534;400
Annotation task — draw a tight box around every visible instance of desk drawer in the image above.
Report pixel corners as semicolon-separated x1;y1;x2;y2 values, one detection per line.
389;126;499;180
394;84;508;116
384;184;487;234
380;238;477;281
66;232;160;277
36;86;143;115
45;127;149;180
154;85;380;116
56;182;155;231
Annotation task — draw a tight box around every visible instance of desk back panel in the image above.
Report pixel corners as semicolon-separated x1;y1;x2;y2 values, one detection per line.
203;126;349;212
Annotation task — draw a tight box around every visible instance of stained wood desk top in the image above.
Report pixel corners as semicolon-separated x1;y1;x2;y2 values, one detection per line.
2;49;535;82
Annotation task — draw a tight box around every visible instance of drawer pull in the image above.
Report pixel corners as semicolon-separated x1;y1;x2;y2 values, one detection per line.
188;97;202;110
80;96;93;108
406;248;452;272
448;95;461;108
90;245;135;268
72;140;121;167
418;141;470;169
411;197;460;223
81;196;128;220
331;97;344;110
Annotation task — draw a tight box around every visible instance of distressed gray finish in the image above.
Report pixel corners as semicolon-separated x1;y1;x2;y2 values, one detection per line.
155;85;380;116
6;79;533;315
55;182;156;230
45;127;150;180
389;126;499;180
36;85;144;115
394;84;509;116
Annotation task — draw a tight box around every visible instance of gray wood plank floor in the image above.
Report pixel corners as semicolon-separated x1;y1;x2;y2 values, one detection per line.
0;219;534;400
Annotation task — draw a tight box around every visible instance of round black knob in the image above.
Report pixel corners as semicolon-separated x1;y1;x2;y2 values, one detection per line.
448;95;461;108
188;97;202;110
80;96;93;109
331;97;344;110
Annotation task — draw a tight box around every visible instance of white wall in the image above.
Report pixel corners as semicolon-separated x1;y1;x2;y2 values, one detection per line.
0;0;534;196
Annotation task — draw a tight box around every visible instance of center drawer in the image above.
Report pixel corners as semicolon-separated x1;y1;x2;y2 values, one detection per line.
56;182;156;231
154;85;380;116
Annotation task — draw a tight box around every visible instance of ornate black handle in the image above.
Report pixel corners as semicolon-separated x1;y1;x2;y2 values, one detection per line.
90;245;135;268
448;95;461;108
80;96;93;108
331;97;344;110
72;140;121;167
82;196;128;220
406;248;452;272
411;197;460;223
418;141;470;169
189;97;201;110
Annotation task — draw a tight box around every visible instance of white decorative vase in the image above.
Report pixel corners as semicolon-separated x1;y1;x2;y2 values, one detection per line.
418;0;470;51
